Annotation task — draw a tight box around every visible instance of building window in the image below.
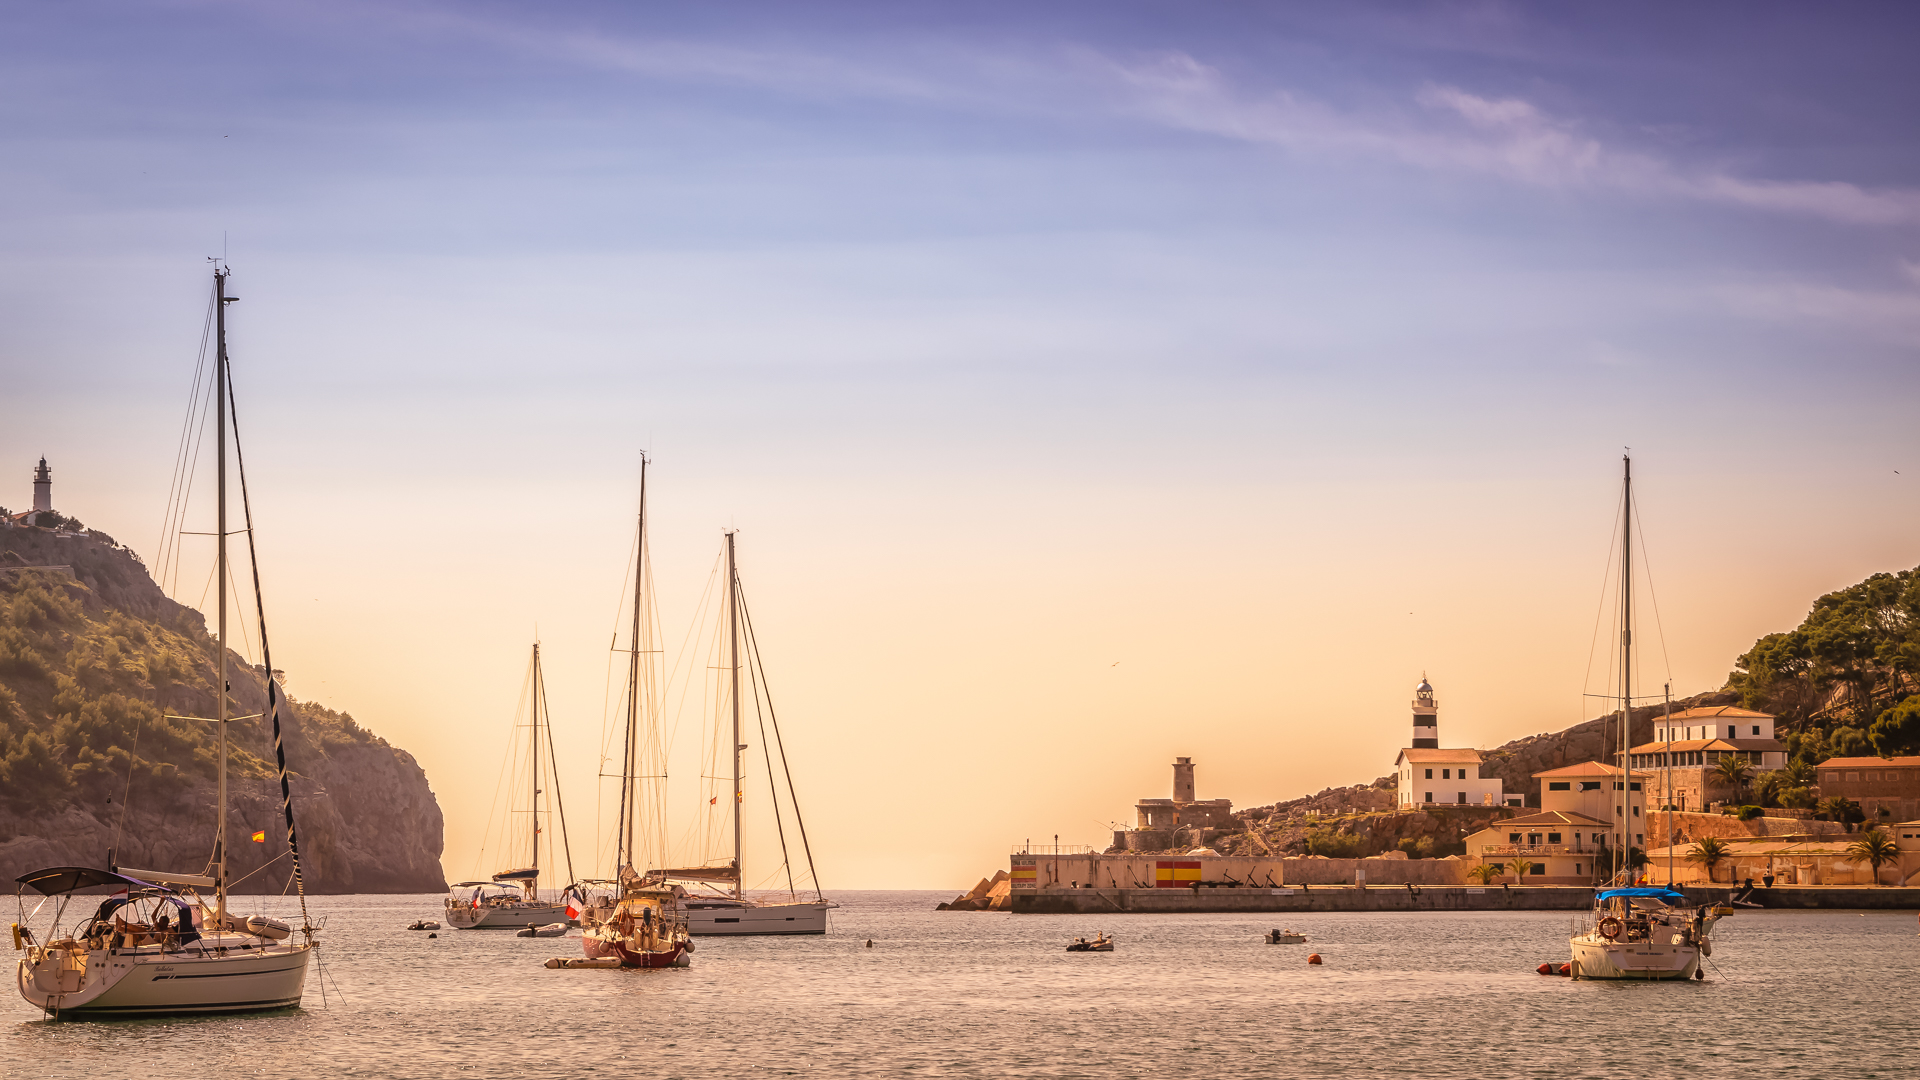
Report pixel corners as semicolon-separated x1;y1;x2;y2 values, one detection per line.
1509;833;1522;843
1632;806;1640;817
1424;792;1434;803
1549;782;1571;791
1442;769;1451;779
1457;792;1466;804
1425;769;1433;780
1581;781;1601;791
1527;834;1541;845
1847;773;1859;782
1752;725;1760;735
1547;833;1561;844
1530;865;1546;875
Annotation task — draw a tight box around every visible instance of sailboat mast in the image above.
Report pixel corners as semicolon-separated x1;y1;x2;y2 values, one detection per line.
1664;682;1673;887
728;530;742;902
621;458;647;872
531;642;541;895
1619;454;1633;880
215;267;230;922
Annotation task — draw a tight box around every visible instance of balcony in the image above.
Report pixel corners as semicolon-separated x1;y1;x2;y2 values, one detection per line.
1477;844;1586;857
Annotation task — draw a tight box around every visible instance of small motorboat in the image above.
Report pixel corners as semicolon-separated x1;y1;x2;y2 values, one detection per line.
517;922;570;938
1265;928;1307;944
408;920;442;931
1065;933;1114;952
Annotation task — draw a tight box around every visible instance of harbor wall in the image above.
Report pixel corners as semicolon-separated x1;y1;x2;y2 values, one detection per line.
1010;852;1468;890
1675;885;1920;909
1007;884;1920;914
1010;886;1593;914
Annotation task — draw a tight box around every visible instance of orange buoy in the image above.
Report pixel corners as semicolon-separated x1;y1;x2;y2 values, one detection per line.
1536;963;1554;975
1557;963;1570;976
1307;953;1323;965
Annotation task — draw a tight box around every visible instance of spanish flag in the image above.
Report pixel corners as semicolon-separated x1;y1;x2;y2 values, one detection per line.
251;830;267;844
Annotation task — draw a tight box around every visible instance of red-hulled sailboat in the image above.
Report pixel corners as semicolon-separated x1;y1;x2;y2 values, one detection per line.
577;456;691;969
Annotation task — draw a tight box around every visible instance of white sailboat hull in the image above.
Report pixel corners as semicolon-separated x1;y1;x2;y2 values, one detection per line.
685;899;832;935
446;901;570;929
17;938;311;1017
1569;934;1700;981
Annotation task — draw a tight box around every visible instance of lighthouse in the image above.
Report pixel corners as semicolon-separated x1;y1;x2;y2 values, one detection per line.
1411;676;1438;748
31;457;52;514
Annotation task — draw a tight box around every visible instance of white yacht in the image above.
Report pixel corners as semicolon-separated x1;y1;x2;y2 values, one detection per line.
651;531;834;935
1570;886;1720;980
447;643;579;930
14;266;317;1017
1565;456;1724;981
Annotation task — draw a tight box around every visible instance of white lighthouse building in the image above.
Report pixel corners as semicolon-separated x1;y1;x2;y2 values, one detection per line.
1393;676;1515;808
32;457;52;514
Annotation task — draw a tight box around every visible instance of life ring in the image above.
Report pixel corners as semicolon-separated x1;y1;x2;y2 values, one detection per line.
1597;916;1623;940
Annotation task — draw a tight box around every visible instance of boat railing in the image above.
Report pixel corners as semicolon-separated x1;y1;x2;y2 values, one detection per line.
1480;844;1586;857
1011;845;1096;855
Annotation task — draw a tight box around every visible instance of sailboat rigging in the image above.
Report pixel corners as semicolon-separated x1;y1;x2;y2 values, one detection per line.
14;265;317;1017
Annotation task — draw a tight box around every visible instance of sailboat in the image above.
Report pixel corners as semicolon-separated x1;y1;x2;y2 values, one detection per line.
578;456;692;968
655;531;834;936
448;643;576;929
1567;455;1724;981
13;266;317;1017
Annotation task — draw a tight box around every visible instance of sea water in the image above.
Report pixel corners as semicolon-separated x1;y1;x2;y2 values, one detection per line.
4;891;1917;1078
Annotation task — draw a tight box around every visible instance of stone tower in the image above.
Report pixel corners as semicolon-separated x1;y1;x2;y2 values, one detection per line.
1172;757;1196;802
32;457;52;513
1411;676;1438;749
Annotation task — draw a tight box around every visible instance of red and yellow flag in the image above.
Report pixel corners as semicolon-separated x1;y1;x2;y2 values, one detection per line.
250;830;267;843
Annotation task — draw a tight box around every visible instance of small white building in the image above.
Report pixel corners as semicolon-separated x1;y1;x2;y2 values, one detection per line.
1393;678;1512;808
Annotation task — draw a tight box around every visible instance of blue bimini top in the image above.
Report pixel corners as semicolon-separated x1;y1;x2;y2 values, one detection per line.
1596;887;1690;905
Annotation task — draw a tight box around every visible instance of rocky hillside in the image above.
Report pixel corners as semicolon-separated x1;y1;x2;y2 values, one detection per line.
0;527;446;893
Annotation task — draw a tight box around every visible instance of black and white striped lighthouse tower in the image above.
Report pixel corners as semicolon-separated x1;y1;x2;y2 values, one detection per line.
1411;676;1439;749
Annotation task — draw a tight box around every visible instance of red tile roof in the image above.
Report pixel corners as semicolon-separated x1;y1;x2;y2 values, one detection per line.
1662;706;1776;720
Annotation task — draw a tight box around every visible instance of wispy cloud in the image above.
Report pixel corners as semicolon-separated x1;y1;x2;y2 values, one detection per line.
1097;51;1920;227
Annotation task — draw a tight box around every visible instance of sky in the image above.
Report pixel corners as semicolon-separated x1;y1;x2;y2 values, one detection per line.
3;1;1918;889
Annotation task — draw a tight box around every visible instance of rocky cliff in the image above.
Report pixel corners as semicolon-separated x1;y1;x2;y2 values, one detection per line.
0;528;446;893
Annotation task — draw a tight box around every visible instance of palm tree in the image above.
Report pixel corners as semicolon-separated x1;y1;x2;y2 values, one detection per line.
1505;858;1535;884
1754;770;1786;808
1688;836;1731;883
1845;828;1899;885
1783;759;1817;787
1710;756;1755;804
1465;863;1499;885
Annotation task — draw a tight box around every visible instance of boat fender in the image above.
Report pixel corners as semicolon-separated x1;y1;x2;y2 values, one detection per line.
428;933;437;938
1700;940;1711;957
1597;916;1623;940
1306;953;1323;965
683;940;695;953
1693;967;1705;980
1536;963;1554;975
1557;963;1571;976
10;923;21;951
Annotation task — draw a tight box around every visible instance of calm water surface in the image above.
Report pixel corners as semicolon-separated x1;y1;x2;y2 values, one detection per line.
5;891;1917;1078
